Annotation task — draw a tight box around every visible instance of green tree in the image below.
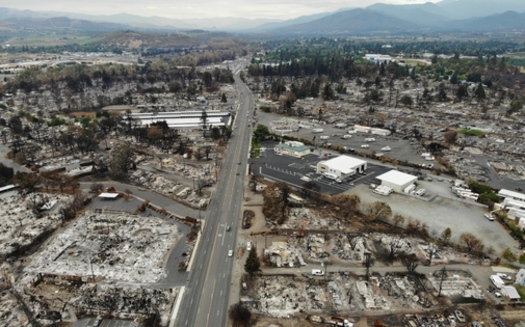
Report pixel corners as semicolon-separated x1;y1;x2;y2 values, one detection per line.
474;82;486;101
108;144;134;180
229;302;251;327
322;83;335;100
0;163;14;185
253;124;270;143
440;227;452;244
244;247;261;277
502;247;517;262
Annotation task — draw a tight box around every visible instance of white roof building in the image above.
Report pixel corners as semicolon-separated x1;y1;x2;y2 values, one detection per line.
517;269;525;286
498;189;525;202
98;192;120;199
274;141;310;158
317;155;367;180
125;110;233;129
376;170;417;193
501;285;521;302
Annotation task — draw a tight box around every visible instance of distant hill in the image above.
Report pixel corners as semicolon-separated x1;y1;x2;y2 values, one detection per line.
447;11;525;31
249;11;334;32
366;3;449;26
275;8;421;35
436;0;525;20
0;16;129;34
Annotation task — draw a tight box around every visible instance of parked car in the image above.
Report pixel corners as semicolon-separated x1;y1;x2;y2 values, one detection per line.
484;213;495;221
311;269;325;276
246;242;253;251
228;250;233;257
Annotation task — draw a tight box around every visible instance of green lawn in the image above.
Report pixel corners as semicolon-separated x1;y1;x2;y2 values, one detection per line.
458;128;485;137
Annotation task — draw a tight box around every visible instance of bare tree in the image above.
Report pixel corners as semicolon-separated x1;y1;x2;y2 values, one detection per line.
401;253;419;274
460;233;484;254
437;266;448;297
366;201;392;221
392;214;405;227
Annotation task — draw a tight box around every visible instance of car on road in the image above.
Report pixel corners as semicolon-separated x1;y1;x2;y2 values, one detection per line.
138;188;146;191
226;226;231;232
228;250;233;257
238;162;241;165
484;213;495;221
361;144;369;148
236;172;240;176
311;269;325;276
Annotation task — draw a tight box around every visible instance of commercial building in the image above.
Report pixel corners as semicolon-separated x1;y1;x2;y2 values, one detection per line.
501;286;521;302
125;110;233;129
376;170;417;193
498;189;525;202
316;155;367;180
516;269;525;286
274;141;311;159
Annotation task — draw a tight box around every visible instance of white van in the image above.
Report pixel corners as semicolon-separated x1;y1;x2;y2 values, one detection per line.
312;269;325;276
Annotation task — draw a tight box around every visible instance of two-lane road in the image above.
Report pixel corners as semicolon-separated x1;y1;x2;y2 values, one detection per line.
176;64;254;327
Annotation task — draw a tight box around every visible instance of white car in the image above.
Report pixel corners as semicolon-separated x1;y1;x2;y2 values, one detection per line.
484;213;495;221
228;250;233;257
246;242;253;251
361;144;369;148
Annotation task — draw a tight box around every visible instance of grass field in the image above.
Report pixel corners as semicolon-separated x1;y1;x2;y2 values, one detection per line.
458;127;486;136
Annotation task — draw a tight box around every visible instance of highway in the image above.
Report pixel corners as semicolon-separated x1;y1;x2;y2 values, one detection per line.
175;62;254;327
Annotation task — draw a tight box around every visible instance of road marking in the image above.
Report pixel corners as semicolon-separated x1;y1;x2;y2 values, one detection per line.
205;279;217;324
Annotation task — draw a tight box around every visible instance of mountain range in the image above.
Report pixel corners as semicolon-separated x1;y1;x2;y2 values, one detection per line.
1;0;525;36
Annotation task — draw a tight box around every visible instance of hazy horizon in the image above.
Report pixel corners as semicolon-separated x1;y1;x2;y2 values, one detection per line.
2;0;442;20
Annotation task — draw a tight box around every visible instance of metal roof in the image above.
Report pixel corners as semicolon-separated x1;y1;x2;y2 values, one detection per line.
319;155;366;173
377;170;417;186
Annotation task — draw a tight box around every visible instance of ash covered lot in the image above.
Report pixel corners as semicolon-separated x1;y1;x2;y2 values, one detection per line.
21;211;181;283
0;191;72;259
348;184;518;252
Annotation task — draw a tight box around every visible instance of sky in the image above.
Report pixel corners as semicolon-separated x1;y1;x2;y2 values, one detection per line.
4;0;442;20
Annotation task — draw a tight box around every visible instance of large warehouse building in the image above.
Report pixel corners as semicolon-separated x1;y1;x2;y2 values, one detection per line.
376;170;417;193
316;155;367;180
124;110;233;129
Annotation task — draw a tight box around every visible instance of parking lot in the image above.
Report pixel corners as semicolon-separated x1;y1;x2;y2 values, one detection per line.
347;184;518;253
250;141;390;195
257;112;435;168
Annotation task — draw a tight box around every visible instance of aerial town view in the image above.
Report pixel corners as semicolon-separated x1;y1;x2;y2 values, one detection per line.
2;0;525;327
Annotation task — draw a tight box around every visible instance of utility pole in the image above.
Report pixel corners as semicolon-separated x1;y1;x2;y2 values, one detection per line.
364;252;373;281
